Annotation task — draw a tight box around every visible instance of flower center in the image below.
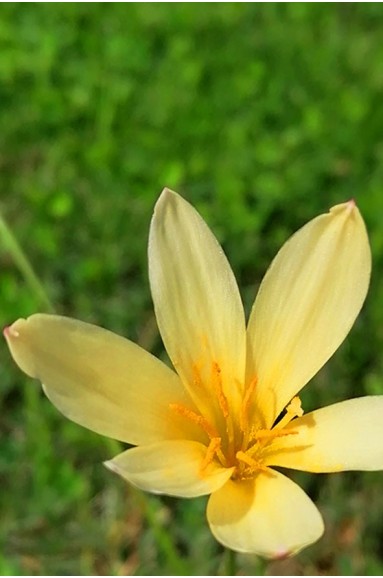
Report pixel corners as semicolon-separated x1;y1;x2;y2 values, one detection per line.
170;361;303;480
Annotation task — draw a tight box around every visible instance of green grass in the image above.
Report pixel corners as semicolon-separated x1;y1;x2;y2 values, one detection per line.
2;3;383;574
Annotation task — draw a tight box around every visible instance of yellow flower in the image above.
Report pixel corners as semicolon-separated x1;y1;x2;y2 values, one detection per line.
4;189;382;558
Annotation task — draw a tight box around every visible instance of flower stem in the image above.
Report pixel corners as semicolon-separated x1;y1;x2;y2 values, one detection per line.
224;548;237;575
135;490;187;575
0;211;54;312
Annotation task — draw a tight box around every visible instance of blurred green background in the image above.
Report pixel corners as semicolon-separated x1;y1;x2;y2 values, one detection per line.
1;3;383;575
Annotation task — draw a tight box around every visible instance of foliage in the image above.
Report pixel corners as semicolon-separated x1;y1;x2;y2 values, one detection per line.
2;3;383;574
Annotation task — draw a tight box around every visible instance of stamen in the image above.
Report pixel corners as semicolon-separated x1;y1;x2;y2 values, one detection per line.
254;429;299;441
200;437;223;473
169;404;219;440
236;450;270;473
246;429;298;458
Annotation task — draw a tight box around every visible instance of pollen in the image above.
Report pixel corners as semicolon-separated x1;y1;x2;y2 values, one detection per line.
200;437;222;474
253;428;298;442
169;403;219;440
235;450;272;478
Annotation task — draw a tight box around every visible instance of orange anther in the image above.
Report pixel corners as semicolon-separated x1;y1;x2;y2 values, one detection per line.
200;437;222;474
236;450;269;474
169;403;219;440
255;428;298;441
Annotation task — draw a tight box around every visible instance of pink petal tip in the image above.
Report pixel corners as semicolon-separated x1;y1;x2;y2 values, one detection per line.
3;325;19;339
273;547;289;561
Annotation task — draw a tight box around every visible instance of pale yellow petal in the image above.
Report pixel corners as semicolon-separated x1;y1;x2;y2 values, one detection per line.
105;440;234;498
247;201;371;427
4;314;202;445
149;188;246;423
264;397;383;472
207;471;324;557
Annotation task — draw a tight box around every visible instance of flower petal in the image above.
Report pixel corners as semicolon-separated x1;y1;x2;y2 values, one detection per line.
149;189;246;422
247;201;371;427
207;470;324;557
105;440;234;498
4;314;202;445
264;397;383;472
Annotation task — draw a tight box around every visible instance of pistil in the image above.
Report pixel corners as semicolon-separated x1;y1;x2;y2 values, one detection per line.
273;396;303;430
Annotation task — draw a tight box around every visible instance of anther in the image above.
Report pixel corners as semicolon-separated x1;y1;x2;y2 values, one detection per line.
236;450;270;473
255;429;298;441
200;437;222;474
169;404;219;440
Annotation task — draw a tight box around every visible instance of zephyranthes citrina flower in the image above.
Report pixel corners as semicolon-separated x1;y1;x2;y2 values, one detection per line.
4;189;383;558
